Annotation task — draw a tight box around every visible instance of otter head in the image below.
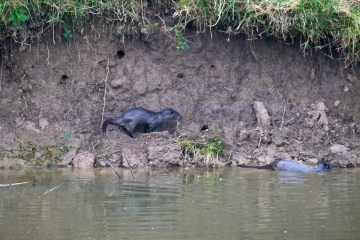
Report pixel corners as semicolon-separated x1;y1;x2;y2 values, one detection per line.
162;108;182;121
316;158;331;172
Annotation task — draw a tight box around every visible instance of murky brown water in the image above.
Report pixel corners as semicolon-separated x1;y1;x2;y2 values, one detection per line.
0;167;359;240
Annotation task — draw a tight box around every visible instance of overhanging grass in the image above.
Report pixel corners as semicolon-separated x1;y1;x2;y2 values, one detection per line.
0;0;145;27
1;0;360;63
174;0;360;63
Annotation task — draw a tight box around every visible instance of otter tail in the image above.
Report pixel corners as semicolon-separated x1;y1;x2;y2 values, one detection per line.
102;119;114;138
237;164;273;170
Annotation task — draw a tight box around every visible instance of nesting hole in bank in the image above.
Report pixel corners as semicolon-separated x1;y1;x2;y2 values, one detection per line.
116;50;125;59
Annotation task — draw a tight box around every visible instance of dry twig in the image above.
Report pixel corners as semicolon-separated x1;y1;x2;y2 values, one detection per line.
280;101;287;131
101;59;110;128
107;160;122;179
122;151;134;180
0;181;29;187
106;150;134;180
38;183;64;198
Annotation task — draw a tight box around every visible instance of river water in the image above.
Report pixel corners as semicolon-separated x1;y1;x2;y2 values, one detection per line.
0;167;359;240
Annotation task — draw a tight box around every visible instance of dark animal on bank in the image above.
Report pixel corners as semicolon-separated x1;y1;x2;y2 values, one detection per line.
102;107;182;138
237;159;331;173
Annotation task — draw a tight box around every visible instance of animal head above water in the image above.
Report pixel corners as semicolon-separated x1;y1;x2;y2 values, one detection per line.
316;158;331;172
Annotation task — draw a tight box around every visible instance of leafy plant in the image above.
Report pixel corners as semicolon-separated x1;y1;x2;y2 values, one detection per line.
0;2;10;15
93;160;101;168
59;130;72;152
63;131;72;138
168;24;190;50
62;25;73;39
59;145;71;152
204;140;225;157
116;25;125;35
7;8;29;27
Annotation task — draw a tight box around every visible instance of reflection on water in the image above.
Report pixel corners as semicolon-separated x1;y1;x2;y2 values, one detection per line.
0;167;360;239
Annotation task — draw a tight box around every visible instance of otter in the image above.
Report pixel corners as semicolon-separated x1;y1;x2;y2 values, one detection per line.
102;107;182;138
237;159;331;173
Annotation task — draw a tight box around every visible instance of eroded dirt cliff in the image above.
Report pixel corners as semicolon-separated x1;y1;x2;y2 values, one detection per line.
0;20;359;169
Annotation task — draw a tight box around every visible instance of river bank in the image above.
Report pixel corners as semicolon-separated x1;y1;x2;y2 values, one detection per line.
1;2;360;169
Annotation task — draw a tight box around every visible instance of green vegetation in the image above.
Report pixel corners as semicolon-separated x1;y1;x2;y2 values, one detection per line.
0;0;360;61
62;131;72;138
168;24;190;50
59;145;71;152
7;7;29;27
175;0;360;63
59;130;72;152
17;141;65;166
178;138;225;165
18;143;36;161
62;24;73;39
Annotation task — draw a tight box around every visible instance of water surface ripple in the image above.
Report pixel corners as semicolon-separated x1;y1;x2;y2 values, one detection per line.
0;167;359;239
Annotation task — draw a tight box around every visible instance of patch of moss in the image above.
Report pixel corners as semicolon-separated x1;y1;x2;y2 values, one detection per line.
18;147;36;162
44;146;53;160
16;141;65;167
349;143;355;150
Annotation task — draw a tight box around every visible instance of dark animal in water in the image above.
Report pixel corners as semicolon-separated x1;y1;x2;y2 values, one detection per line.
237;159;331;173
102;107;182;138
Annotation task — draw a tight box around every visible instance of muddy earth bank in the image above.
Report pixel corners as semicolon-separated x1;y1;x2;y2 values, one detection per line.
0;20;360;169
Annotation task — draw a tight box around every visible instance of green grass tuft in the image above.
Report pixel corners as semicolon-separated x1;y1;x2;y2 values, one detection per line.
178;138;226;166
1;0;360;62
174;0;360;64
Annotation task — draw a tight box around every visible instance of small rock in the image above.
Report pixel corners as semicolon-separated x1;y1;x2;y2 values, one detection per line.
330;144;348;154
307;158;318;164
15;117;25;127
237;121;246;129
140;27;149;35
291;151;299;158
311;68;316;80
334;100;341;107
238;129;249;141
147;145;182;167
344;85;349;92
110;77;130;90
58;139;81;166
39;118;50;131
253;101;271;128
73;152;95;169
24;121;41;134
347;74;357;82
257;154;273;164
275;140;286;147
